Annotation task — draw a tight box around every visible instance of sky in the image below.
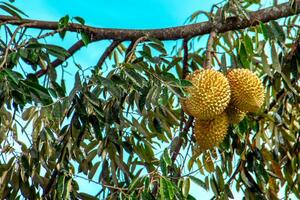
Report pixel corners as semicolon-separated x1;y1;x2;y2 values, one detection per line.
0;0;282;199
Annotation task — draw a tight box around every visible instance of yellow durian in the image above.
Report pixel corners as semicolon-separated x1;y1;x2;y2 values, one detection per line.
227;68;265;113
194;112;229;152
180;99;192;116
181;69;230;120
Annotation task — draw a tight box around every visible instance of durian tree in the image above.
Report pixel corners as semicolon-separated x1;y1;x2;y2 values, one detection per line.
0;0;299;199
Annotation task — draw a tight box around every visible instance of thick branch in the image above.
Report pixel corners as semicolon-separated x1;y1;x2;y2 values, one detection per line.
0;1;299;41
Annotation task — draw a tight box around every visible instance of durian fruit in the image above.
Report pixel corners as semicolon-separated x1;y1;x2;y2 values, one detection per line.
181;69;230;120
194;112;229;152
225;103;246;124
227;68;265;113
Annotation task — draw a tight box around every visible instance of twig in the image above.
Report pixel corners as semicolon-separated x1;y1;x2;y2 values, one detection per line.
181;142;192;171
125;36;147;63
37;27;66;40
227;159;244;185
0;25;25;69
172;38;192;163
36;40;85;77
212;51;222;66
179;38;189;132
96;40;123;69
171;116;194;162
182;38;189;78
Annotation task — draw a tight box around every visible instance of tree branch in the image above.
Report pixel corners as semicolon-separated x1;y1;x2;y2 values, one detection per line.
172;38;192;163
0;25;25;69
204;31;217;69
125;36;147;63
36;40;85;77
96;40;123;69
0;1;299;41
171;116;194;162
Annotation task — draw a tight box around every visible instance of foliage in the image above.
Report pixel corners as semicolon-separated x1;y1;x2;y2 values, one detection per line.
0;0;299;199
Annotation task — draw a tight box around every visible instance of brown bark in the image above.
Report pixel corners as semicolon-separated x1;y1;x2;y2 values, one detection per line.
0;1;299;41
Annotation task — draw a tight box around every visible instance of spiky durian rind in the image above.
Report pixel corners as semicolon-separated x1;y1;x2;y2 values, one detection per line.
180;99;192;116
182;69;231;120
227;68;265;113
194;112;229;152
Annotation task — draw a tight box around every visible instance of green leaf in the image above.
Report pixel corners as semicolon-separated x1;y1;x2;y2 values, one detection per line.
182;178;190;198
281;73;298;94
244;34;253;55
190;176;207;190
225;184;234;198
3;69;19;84
88;161;100;180
74;16;85;25
1;2;28;17
78;193;98;200
160;157;167;176
270;41;281;72
163;148;172;166
260;22;269;40
270;21;285;42
128;176;143;193
63;177;72;200
210;176;218;195
187;195;197;200
123;68;144;88
261;50;273;77
97;76;121;97
153;117;163;133
180;79;192;87
148;43;167;55
58;15;69;39
27;43;69;60
160;178;169;200
215;166;224;190
81;32;90;46
203;153;215;173
0;4;22;19
22;106;35;120
22;80;52;104
57;175;65;199
239;43;250;68
166;180;176;199
44;44;69;60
